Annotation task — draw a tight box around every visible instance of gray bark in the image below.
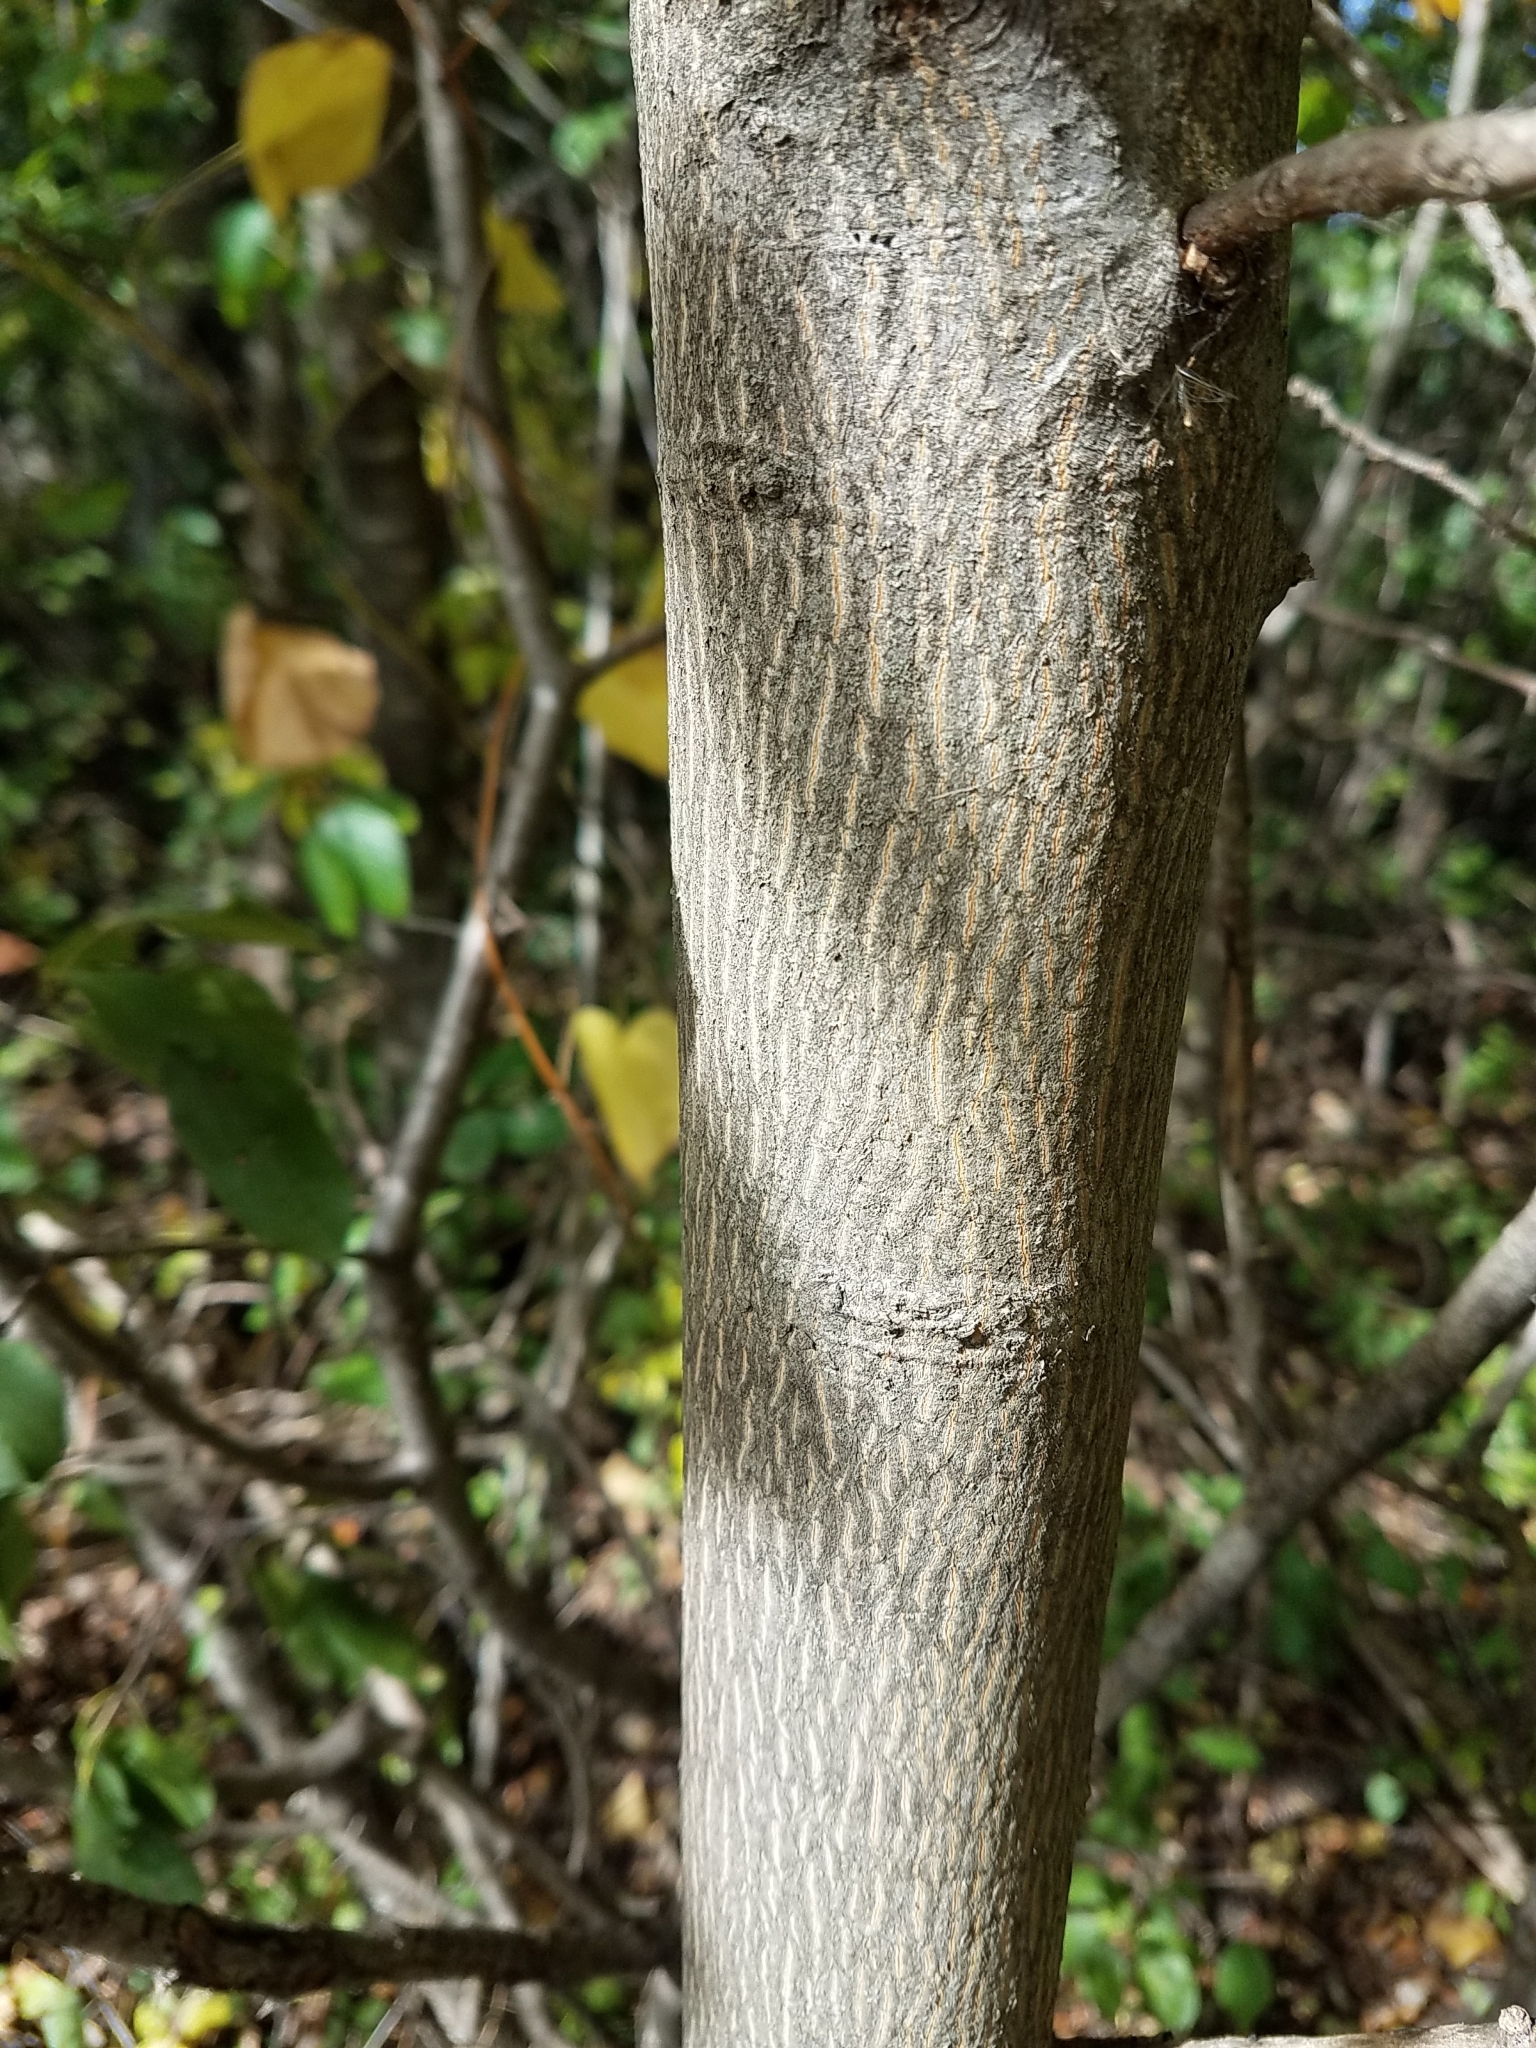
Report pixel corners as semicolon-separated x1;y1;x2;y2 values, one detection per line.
632;5;1304;2043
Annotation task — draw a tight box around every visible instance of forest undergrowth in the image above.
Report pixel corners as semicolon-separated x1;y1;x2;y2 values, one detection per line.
5;1;1536;2043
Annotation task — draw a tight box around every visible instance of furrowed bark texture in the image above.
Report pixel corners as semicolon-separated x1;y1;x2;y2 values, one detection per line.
631;5;1304;2043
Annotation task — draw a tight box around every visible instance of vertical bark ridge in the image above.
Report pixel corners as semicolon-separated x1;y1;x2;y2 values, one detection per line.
632;6;1305;2041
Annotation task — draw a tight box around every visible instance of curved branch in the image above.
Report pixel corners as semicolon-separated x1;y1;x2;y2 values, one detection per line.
570;619;665;689
0;1862;670;1995
1307;2;1536;351
1184;107;1536;282
1288;374;1536;550
1292;595;1536;704
0;1221;415;1503
1097;1182;1536;1734
366;1256;679;1715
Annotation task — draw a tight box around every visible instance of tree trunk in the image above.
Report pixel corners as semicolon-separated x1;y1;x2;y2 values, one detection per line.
632;6;1305;2042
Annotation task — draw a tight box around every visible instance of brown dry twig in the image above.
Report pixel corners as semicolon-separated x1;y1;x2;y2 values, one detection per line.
0;1215;414;1502
1184;107;1536;286
1294;595;1536;705
0;1862;670;1995
469;662;631;1213
1098;1181;1536;1732
1289;373;1536;551
479;912;631;1215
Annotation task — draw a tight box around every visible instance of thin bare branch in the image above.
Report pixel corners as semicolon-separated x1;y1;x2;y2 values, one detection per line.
1289;374;1536;549
1097;1181;1536;1733
366;1253;676;1713
1460;198;1536;348
0;1862;664;1994
1453;1309;1536;1477
369;3;579;1260
1309;1;1536;350
1184;107;1536;283
570;619;665;688
1140;1339;1248;1474
461;6;567;124
1294;594;1536;704
214;1697;377;1808
1308;0;1418;125
0;1218;413;1502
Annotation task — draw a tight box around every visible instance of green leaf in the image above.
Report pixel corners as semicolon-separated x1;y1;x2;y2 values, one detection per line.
1136;1946;1201;2034
442;1107;505;1182
0;1341;67;1492
299;829;362;939
304;800;411;927
1357;1527;1422;1598
73;968;352;1259
1214;1943;1274;2031
389;307;451;369
257;1562;442;1697
1268;1540;1340;1677
44;917;142;980
210;197;282;328
1062;1909;1127;2021
503;1097;569;1159
1297;72;1351;147
37;478;130;545
550;98;632;177
74;964;292;1084
309;1351;388;1407
0;1495;36;1611
73;1750;203;1906
166;1050;352;1261
48;904;320;976
1066;1863;1114;1910
1183;1725;1263;1774
116;1723;215;1831
1365;1769;1408;1823
154;903;322;950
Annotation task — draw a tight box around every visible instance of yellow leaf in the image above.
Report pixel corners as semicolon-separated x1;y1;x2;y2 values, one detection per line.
571;1006;679;1185
12;1963;68;2024
577;644;667;779
220;605;379;770
1412;0;1458;29
240;32;392;221
132;1998;177;2045
420;403;462;493
484;211;565;316
1424;1906;1499;1969
173;1991;239;2043
600;1766;652;1842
